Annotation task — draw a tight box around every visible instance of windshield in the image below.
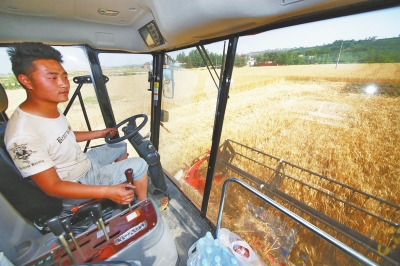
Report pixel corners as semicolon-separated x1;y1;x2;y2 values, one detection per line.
158;7;400;265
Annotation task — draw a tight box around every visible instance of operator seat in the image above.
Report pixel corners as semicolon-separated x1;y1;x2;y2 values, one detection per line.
0;83;63;224
0;83;63;262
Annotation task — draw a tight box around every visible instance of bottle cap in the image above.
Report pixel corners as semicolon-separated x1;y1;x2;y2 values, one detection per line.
206;247;212;254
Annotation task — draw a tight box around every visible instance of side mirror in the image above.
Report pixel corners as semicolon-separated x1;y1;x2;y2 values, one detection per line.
148;71;154;82
163;68;174;99
147;71;153;91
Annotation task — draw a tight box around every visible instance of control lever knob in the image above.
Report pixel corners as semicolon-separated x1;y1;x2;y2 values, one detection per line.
47;217;77;264
47;217;66;237
90;203;103;222
60;217;72;234
90;203;110;241
61;217;80;250
125;168;133;184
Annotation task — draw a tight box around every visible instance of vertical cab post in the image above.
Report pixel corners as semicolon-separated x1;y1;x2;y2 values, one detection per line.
150;53;164;150
201;37;239;216
84;45;117;128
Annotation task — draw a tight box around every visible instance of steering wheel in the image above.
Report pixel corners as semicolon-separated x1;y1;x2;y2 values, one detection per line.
105;114;148;144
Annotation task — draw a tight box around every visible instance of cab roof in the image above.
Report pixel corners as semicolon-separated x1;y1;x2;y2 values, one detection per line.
0;0;396;52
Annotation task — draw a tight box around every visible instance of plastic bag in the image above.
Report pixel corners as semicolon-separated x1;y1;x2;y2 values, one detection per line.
218;228;266;266
0;253;14;266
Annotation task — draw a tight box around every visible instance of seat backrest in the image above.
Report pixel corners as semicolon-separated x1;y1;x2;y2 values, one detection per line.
0;83;63;223
0;83;8;121
0;84;60;260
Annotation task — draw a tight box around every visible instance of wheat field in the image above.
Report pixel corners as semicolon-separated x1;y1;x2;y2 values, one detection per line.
159;63;400;265
160;64;400;202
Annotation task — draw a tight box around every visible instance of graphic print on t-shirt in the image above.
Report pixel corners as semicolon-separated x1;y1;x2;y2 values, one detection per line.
10;142;36;164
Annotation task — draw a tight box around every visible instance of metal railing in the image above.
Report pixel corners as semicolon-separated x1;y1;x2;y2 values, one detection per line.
215;178;379;266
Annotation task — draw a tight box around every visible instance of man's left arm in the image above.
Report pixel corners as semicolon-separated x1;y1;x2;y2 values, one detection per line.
74;128;117;142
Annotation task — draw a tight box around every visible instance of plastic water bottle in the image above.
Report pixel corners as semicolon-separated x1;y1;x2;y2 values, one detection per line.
196;238;206;256
201;258;209;266
205;246;213;262
213;255;222;266
204;231;214;244
209;239;222;264
212;239;221;252
220;247;234;265
230;257;238;265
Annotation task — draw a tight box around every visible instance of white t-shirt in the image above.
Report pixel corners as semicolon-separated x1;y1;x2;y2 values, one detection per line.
4;108;91;182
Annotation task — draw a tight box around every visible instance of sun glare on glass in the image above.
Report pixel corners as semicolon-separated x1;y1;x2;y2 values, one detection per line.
364;84;378;95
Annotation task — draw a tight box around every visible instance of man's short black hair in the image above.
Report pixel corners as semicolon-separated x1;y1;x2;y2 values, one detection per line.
7;42;63;78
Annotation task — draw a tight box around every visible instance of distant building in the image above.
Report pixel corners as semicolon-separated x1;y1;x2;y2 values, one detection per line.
258;61;277;66
247;57;256;66
173;62;185;67
142;62;152;70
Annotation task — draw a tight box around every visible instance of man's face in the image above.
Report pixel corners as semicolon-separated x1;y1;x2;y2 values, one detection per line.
23;59;70;104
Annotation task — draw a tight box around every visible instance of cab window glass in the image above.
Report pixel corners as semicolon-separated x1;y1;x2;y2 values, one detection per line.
98;53;153;156
216;8;400;265
158;41;227;208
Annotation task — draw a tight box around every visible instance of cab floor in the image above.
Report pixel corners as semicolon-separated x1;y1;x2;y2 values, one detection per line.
149;177;212;266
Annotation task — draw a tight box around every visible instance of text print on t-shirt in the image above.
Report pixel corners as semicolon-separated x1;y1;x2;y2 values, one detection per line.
57;126;72;144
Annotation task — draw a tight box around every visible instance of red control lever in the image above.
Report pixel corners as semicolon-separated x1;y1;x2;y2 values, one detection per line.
125;168;134;212
125;168;133;185
71;198;102;213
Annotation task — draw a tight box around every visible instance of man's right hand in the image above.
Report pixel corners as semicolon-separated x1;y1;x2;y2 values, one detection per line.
106;183;135;205
31;167;136;205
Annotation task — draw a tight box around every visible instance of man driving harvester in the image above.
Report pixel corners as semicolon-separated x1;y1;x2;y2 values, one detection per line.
4;42;168;211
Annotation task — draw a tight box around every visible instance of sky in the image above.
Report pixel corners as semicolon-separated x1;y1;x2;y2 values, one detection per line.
236;6;400;54
1;7;399;74
170;7;400;57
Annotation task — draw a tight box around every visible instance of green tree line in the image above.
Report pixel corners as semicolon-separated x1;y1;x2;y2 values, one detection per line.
173;37;400;68
175;49;247;68
255;37;400;65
